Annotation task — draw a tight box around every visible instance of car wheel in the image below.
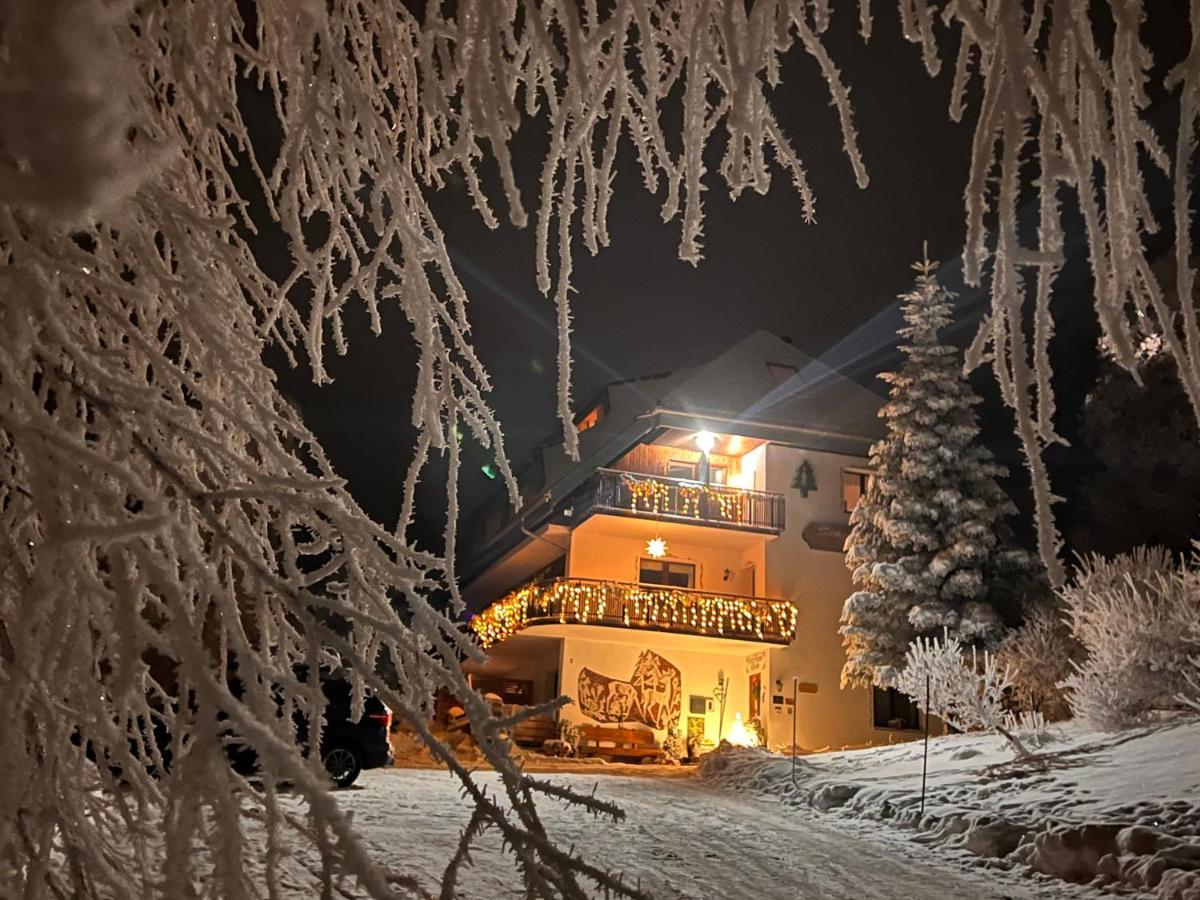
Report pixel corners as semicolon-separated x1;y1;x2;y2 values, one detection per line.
322;744;362;788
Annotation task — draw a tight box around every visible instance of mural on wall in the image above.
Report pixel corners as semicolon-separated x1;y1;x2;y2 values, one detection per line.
577;650;682;729
629;650;682;728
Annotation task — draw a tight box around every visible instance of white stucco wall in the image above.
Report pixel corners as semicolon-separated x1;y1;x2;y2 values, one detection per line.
548;627;762;747
759;444;908;752
565;518;766;596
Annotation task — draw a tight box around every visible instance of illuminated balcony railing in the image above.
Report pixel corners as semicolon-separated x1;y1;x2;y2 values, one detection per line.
469;577;797;647
571;468;785;534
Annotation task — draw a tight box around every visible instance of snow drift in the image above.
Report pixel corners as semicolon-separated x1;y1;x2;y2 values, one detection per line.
699;717;1200;898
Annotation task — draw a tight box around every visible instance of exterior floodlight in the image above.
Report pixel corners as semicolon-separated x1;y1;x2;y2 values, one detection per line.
694;430;717;454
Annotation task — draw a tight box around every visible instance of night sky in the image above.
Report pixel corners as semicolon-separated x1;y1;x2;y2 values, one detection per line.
269;6;1192;557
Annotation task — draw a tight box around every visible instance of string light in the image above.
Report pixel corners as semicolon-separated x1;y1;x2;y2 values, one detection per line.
622;474;747;523
468;578;797;648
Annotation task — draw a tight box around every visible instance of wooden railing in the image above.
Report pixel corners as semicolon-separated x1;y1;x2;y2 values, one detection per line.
469;577;797;647
571;468;785;533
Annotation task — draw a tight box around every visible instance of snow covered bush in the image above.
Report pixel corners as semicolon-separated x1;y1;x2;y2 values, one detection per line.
841;258;1043;686
996;603;1080;719
1060;548;1200;730
1002;710;1050;748
894;631;1027;755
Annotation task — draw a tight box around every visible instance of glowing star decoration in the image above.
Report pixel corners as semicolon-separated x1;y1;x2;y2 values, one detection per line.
726;712;760;748
645;536;668;559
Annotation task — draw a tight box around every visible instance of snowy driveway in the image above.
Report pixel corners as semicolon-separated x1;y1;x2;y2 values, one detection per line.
321;768;1089;899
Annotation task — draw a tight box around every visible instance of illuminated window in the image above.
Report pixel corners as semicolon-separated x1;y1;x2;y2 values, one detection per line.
708;465;727;484
842;469;872;512
576;404;605;433
638;559;695;589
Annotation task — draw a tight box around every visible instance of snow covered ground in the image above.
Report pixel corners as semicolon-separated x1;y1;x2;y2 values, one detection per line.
698;716;1200;898
266;766;1100;899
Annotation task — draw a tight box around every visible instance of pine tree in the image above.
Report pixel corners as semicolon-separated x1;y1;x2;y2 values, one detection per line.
1072;333;1200;556
840;257;1043;688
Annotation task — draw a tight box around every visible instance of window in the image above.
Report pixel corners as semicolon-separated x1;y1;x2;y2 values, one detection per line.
708;464;727;484
766;361;799;384
575;403;606;433
842;469;872;512
666;459;698;480
872;686;921;730
639;558;696;588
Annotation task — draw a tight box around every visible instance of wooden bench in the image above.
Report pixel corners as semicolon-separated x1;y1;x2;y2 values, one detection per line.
510;715;557;747
577;725;664;761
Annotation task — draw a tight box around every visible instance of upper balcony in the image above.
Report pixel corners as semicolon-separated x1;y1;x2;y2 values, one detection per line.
567;468;785;535
469;577;797;647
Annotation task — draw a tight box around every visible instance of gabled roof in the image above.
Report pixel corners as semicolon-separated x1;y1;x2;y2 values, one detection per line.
458;330;885;599
650;330;886;444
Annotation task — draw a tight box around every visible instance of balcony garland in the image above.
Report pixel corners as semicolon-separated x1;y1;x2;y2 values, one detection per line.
469;578;798;648
621;474;747;524
625;476;671;513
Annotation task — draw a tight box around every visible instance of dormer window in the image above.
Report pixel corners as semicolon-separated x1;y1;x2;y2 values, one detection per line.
576;403;606;433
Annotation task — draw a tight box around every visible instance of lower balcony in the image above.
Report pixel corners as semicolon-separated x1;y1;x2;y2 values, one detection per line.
469;577;797;648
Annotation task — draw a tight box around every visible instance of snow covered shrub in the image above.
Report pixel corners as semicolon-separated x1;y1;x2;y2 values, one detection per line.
894;631;1028;754
1002;710;1050;748
1060;548;1200;729
996;603;1080;719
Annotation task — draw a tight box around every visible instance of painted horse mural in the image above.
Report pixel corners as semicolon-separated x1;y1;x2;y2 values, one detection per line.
577;650;681;729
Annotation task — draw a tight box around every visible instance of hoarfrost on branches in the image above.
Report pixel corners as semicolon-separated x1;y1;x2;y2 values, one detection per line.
894;631;1028;756
898;1;1200;584
1059;548;1200;730
995;602;1079;718
3;0;1200;895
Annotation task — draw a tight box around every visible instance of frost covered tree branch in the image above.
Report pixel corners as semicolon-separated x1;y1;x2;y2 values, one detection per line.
900;1;1200;584
3;0;1199;894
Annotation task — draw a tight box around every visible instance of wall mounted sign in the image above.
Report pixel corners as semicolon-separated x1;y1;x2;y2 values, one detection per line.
801;520;851;553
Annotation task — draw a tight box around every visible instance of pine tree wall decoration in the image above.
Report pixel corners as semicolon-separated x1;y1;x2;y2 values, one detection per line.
840;255;1044;688
792;460;818;497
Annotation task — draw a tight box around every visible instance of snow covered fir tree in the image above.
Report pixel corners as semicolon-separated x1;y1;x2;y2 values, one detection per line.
840;258;1044;688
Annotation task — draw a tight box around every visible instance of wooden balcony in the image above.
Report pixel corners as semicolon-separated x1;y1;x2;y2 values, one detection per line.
568;468;785;534
469;577;797;647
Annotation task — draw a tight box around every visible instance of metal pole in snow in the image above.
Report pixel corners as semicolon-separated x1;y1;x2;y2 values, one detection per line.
919;673;931;817
791;676;798;786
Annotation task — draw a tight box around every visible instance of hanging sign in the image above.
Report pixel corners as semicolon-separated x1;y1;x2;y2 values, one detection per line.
801;521;851;553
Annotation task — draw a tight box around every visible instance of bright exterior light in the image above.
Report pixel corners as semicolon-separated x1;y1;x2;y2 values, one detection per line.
694;430;717;454
645;536;668;559
726;712;760;748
